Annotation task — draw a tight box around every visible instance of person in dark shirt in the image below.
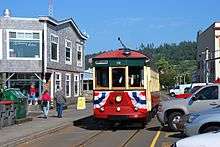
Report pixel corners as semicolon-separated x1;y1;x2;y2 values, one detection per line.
54;89;66;118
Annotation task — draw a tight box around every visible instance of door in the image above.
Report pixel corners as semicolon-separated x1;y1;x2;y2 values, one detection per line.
74;74;80;97
187;85;220;113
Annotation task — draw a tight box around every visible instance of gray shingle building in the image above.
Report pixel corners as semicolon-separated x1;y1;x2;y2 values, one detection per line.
0;9;87;104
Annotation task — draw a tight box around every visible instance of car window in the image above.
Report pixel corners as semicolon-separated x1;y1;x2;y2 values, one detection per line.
195;86;218;100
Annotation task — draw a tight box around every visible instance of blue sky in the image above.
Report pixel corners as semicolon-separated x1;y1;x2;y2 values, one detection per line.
0;0;220;54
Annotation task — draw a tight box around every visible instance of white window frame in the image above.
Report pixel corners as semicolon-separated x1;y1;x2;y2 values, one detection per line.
0;29;2;59
6;29;42;60
65;39;72;65
55;72;62;92
76;43;83;67
65;73;71;97
74;74;80;97
50;34;59;62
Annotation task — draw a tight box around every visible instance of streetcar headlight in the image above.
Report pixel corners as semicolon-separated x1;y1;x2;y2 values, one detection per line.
134;107;139;111
100;107;105;112
115;95;122;102
116;107;121;112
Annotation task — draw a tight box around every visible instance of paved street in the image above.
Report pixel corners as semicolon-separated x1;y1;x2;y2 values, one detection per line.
17;116;185;147
15;92;186;147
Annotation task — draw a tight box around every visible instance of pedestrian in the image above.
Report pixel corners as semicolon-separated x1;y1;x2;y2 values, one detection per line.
54;89;66;118
41;90;51;119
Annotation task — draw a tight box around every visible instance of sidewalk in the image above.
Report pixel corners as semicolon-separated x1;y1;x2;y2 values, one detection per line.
0;103;93;147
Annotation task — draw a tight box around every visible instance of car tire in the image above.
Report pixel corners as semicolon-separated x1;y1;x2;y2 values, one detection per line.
201;125;220;134
168;112;183;131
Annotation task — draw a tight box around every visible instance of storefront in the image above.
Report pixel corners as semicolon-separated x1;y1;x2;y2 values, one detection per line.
7;73;42;104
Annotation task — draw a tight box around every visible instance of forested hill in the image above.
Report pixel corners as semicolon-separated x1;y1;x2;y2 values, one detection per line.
85;41;197;87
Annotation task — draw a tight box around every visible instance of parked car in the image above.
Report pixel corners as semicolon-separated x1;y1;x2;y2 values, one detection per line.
172;131;220;147
175;86;203;99
183;107;220;136
157;84;220;131
169;84;191;97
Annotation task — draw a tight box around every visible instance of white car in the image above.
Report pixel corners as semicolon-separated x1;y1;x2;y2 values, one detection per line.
172;131;220;147
169;84;191;97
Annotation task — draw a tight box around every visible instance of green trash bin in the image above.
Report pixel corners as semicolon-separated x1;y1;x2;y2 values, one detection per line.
2;88;28;119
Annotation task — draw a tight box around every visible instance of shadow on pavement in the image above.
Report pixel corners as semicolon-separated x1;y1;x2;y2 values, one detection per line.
73;115;145;131
168;132;187;138
147;126;176;132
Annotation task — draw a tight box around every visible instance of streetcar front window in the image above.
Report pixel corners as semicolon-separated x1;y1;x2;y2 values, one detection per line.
96;67;109;88
112;68;125;87
129;66;144;87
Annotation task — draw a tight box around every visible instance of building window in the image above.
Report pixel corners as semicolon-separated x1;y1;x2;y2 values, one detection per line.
65;39;72;64
55;72;61;92
65;74;71;97
74;74;79;96
76;43;83;67
7;30;42;59
0;29;2;59
51;34;59;62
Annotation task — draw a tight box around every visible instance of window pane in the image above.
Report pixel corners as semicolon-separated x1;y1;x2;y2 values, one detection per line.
129;66;144;87
66;81;70;96
25;33;32;39
112;68;125;87
66;47;70;61
9;32;16;38
51;43;57;60
9;39;40;58
196;86;218;100
17;32;24;38
96;67;109;87
77;51;81;60
33;33;39;39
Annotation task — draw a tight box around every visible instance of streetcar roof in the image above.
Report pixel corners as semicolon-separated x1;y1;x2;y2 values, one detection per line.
93;48;148;59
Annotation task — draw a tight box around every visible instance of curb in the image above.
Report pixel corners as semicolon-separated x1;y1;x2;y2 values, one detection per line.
0;122;72;147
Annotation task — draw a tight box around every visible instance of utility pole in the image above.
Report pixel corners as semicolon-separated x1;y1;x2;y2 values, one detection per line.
48;0;54;17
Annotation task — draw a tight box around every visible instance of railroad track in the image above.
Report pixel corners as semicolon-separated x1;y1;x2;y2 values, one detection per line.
74;131;104;147
120;129;140;147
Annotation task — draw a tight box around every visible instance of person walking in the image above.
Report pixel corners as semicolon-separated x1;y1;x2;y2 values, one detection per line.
54;89;66;118
41;90;51;119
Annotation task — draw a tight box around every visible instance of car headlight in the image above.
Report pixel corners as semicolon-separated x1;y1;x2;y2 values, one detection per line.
115;96;122;102
187;114;200;123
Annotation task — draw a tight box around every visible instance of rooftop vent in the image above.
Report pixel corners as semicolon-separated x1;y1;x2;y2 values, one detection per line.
3;9;11;17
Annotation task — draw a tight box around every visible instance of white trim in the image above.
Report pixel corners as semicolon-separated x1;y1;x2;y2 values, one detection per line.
9;17;39;21
74;74;80;97
65;39;72;65
44;23;48;75
51;72;54;98
76;43;83;67
0;29;2;59
55;72;62;92
38;17;87;40
65;73;71;97
6;29;42;60
50;33;59;62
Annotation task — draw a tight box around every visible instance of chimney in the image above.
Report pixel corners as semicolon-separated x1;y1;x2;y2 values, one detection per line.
3;9;11;17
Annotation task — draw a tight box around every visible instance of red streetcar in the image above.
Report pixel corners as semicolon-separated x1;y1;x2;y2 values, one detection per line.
92;47;160;125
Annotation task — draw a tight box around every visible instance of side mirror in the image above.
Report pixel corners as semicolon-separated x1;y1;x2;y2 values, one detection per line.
191;96;198;101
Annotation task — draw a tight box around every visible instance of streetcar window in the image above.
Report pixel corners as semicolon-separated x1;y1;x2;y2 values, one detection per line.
96;67;109;87
112;68;125;87
129;66;144;87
